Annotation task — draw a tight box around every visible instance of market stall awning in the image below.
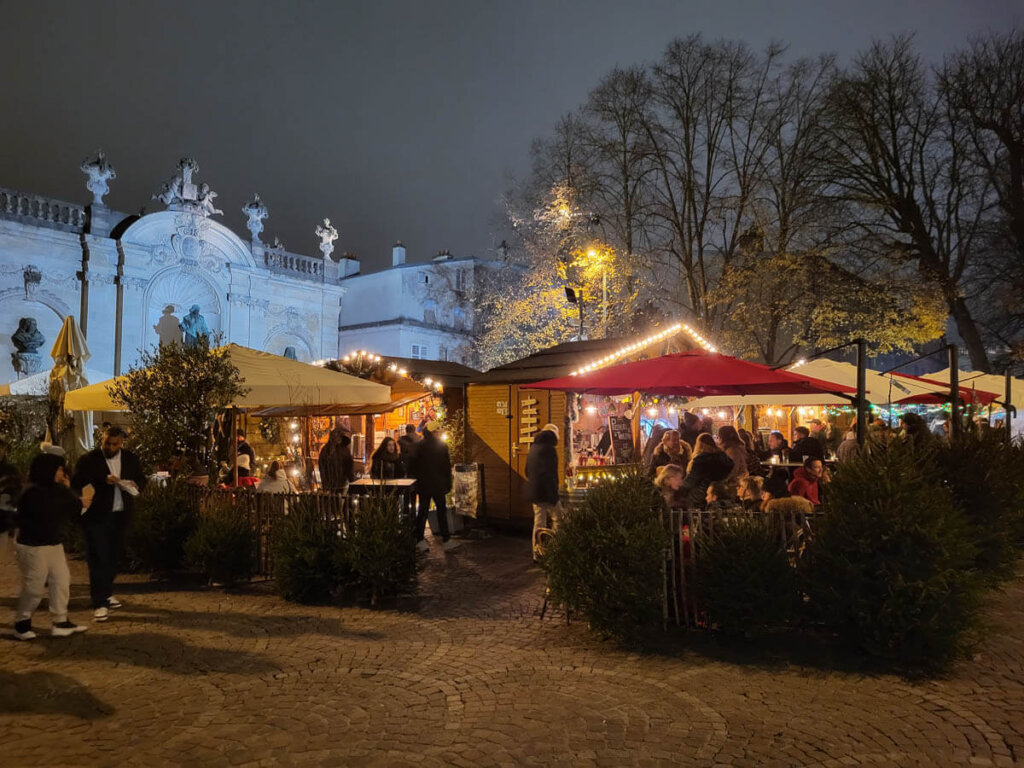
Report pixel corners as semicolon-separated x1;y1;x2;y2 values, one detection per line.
891;371;1000;405
64;344;391;413
920;367;1019;407
522;350;856;397
0;366;110;397
250;376;431;416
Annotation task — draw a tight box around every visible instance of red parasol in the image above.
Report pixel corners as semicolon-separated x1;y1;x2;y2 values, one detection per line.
522;350;856;397
891;372;1000;405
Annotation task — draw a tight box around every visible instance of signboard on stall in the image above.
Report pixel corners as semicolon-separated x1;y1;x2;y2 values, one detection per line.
608;415;634;462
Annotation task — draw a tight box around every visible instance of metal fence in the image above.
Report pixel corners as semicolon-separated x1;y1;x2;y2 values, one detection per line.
662;506;824;629
184;486;354;576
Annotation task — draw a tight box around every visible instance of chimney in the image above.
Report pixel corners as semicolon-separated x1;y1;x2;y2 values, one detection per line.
339;253;360;277
392;241;406;267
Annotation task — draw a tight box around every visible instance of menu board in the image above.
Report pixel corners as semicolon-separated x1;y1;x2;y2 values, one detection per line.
608;415;634;463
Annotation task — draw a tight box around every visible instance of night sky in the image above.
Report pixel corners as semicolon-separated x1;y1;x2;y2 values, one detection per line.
2;1;1020;272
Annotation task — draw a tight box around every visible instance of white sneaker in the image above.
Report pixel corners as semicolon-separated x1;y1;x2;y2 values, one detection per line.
415;540;430;552
107;596;122;609
441;539;461;552
93;606;109;622
14;624;36;641
52;621;87;637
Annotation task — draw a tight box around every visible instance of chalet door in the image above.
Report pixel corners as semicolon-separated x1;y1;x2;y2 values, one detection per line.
510;386;565;525
467;384;514;521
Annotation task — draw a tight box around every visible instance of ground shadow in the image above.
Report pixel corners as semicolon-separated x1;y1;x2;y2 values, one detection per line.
29;631;280;677
0;669;114;719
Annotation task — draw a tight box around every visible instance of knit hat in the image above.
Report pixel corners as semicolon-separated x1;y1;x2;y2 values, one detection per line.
541;423;560;440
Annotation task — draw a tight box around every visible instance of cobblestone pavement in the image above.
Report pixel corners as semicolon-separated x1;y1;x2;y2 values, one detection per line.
1;531;1023;767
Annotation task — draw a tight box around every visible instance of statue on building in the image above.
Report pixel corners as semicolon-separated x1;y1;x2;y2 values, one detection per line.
152;158;222;217
197;184;223;217
283;346;297;360
179;304;211;347
12;317;45;353
11;317;45;377
242;194;269;242
154;305;183;346
80;150;116;206
271;237;285;251
316;218;339;260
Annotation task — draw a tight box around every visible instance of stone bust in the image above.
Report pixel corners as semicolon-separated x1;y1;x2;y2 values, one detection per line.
12;317;45;354
179;305;211;347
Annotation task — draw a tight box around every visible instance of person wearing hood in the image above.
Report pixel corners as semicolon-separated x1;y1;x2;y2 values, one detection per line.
526;423;562;561
13;452;88;640
680;433;734;508
370;437;404;480
318;427;355;492
788;457;828;505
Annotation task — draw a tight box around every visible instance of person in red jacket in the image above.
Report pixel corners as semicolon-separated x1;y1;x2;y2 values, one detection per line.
788;457;829;506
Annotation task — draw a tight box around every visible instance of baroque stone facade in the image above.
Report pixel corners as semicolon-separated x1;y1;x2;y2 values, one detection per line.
0;156;345;382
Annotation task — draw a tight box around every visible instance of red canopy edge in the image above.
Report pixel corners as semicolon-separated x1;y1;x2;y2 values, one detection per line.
522;350;856;397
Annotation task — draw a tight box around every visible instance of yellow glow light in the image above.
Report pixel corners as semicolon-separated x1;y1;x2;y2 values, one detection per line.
647;407;657;417
717;411;726;419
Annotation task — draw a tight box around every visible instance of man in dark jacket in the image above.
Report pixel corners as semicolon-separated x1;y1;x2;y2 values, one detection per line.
70;425;146;621
789;426;824;462
397;424;419;475
409;421;456;552
526;424;561;562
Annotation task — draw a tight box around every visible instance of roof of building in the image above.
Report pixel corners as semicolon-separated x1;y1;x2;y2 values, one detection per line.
383;356;481;386
471;338;643;384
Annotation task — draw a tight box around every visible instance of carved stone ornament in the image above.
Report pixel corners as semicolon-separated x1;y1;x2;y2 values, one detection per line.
152;158;222;217
149;215;224;276
23;266;42;298
80;150;116;205
12;317;45;353
315;218;339;260
242;194;269;242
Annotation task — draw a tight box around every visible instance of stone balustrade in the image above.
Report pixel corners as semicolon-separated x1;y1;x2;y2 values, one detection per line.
0;187;86;231
263;248;325;280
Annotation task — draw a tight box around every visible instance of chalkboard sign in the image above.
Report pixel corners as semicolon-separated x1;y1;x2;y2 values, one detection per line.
608;415;634;463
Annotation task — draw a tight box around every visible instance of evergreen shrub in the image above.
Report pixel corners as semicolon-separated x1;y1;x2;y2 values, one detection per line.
125;478;197;573
184;496;256;585
935;432;1024;582
344;492;419;605
803;441;982;670
693;515;799;636
272;497;349;604
543;471;669;642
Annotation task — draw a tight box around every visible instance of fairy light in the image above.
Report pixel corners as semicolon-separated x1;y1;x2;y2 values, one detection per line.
647;407;658;417
585;405;597;414
717;411;726;419
568;321;720;376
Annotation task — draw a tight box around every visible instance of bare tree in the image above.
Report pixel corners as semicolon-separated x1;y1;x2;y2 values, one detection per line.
821;36;993;371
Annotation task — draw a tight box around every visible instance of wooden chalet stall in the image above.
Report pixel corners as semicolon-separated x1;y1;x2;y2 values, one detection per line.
467;327;698;531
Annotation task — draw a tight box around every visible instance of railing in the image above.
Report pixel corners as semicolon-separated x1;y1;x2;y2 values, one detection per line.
0;187;86;231
662;506;823;629
185;485;411;576
263;248;324;280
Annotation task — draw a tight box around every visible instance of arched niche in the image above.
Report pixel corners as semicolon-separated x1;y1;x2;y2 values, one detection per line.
142;268;222;349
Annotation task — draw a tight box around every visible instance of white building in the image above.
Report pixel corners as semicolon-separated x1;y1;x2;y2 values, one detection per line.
336;244;490;366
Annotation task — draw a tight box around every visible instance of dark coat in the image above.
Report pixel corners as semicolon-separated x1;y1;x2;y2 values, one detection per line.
525;429;559;504
318;440;355;490
16;484;80;547
370;451;404;480
397;434;419;475
680;451;734;508
789;436;824;461
409;432;452;496
71;448;146;526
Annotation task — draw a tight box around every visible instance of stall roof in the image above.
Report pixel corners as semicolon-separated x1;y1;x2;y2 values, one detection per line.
64;344;391;414
382;357;481;387
474;338;662;385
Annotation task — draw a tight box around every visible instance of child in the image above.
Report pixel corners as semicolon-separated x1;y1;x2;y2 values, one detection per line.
12;453;87;640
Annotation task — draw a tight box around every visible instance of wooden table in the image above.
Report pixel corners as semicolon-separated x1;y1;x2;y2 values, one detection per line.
347;478;418;514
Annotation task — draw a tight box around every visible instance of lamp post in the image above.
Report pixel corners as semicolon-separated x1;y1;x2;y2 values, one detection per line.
586;248;608;336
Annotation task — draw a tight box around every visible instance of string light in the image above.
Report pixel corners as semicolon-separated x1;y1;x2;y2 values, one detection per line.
568;321;720;377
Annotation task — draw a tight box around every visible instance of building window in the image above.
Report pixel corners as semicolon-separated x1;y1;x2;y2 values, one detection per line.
424;299;437;325
455;269;466;292
418;272;429;284
453;307;467;331
439;345;448;361
411;344;428;359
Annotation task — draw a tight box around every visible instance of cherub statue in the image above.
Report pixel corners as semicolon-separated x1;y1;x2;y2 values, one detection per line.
197;184;223;217
315;217;339;259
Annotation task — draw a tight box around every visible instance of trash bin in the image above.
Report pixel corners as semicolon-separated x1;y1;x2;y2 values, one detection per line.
453;463;483;519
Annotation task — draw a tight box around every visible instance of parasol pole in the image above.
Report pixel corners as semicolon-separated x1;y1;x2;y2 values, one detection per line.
856;338;868;448
949;345;961;443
